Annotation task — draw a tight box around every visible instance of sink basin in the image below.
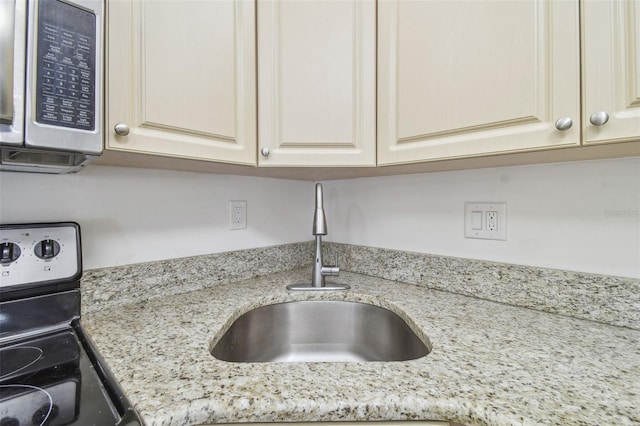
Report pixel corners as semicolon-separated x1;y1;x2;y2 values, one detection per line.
210;301;431;362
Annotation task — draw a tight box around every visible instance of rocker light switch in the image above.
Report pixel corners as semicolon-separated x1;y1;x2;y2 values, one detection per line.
471;211;483;230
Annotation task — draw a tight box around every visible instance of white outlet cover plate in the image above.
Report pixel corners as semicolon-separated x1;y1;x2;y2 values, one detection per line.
229;200;247;230
464;202;506;240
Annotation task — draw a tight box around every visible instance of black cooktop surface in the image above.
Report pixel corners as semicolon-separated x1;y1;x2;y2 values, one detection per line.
0;329;120;426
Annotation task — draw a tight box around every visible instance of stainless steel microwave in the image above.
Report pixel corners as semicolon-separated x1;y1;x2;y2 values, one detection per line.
0;0;103;173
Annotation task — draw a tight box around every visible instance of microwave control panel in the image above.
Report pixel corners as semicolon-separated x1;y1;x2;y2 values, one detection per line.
35;0;96;131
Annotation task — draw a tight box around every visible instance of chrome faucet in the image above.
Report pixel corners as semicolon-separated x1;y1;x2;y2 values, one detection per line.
287;183;349;291
311;183;338;287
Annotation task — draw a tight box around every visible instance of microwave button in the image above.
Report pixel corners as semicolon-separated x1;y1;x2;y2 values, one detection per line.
44;32;57;43
47;43;62;55
44;51;58;62
44;103;58;113
76;102;89;111
43;22;58;34
61;99;75;109
42;84;55;95
74;50;88;61
43;48;58;61
76;117;91;127
42;112;59;121
61;38;75;50
77;109;90;118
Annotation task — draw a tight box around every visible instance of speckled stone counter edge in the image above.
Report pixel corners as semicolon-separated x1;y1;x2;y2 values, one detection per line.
81;241;313;313
81;241;639;329
325;242;640;330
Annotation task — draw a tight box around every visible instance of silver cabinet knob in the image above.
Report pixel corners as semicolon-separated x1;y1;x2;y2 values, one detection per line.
589;111;610;126
114;123;130;136
260;147;270;157
554;117;573;131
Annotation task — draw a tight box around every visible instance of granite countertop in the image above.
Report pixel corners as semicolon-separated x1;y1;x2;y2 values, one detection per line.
81;268;640;426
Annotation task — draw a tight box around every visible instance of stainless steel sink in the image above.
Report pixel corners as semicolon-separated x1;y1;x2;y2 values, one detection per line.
210;301;431;363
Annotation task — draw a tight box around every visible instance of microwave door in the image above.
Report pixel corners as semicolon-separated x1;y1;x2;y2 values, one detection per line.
0;0;26;145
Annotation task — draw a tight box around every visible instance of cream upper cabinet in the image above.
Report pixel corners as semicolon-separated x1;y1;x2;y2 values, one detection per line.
106;0;257;165
582;0;640;145
257;0;376;167
378;0;581;165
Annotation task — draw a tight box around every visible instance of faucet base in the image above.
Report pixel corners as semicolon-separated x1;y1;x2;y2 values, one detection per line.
286;283;351;291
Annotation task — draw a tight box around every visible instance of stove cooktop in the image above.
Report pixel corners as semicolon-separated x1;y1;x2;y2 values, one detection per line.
1;223;141;426
0;329;120;426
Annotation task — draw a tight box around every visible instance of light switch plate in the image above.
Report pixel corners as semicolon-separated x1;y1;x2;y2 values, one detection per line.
464;202;506;240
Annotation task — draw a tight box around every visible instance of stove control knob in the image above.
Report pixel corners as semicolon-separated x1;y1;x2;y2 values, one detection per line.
0;242;21;264
34;239;61;259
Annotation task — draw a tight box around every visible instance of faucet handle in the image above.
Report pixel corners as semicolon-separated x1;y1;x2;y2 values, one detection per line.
323;265;340;277
324;254;339;276
320;253;340;277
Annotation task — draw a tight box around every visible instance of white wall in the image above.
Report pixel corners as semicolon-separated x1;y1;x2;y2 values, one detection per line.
0;166;312;270
2;157;638;278
322;157;640;278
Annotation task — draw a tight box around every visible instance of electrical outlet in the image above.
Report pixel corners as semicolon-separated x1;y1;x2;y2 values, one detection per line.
229;201;247;230
486;211;498;231
464;202;506;240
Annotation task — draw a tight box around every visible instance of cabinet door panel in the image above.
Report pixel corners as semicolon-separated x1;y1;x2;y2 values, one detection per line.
107;0;256;165
280;2;354;144
378;0;580;165
258;0;376;166
143;2;235;137
583;0;640;145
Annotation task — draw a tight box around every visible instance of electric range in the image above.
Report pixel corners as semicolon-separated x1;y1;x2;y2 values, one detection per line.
0;222;141;426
